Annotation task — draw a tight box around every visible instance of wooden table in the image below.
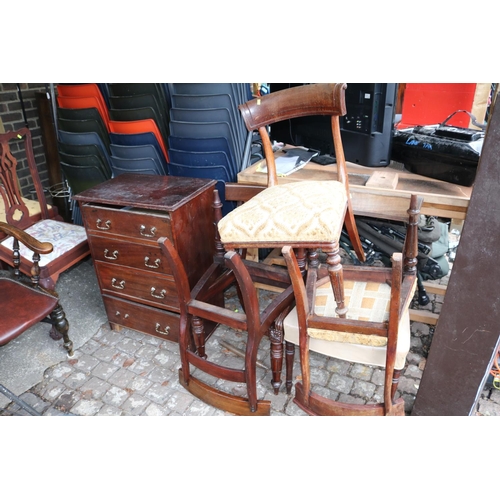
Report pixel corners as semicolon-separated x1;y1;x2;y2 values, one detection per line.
233;158;472;221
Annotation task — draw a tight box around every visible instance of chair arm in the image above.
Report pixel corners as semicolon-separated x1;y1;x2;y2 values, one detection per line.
0;221;53;254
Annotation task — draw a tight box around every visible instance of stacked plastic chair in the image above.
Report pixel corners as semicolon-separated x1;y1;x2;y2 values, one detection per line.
107;83;170;177
56;84;113;223
167;83;251;214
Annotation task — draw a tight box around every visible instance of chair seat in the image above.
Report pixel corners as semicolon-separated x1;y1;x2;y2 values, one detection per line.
217;180;347;246
283;278;414;370
0;219;87;267
0;278;57;345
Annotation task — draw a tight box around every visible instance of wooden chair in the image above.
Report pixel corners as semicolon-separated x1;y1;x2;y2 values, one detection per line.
281;194;422;416
0;128;89;290
158;234;294;416
0;221;74;357
213;84;366;394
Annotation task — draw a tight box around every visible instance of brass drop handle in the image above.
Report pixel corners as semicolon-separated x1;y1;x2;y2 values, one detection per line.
115;311;129;319
111;278;125;289
155;323;170;336
144;257;161;269
140;225;156;238
96;219;111;230
104;249;119;260
151;287;166;299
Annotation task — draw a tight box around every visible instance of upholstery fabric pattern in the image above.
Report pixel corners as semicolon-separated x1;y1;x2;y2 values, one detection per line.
309;279;392;347
0;196;48;223
217;181;347;244
0;219;87;267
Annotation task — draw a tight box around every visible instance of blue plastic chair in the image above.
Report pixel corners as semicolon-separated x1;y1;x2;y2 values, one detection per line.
167;162;235;215
109;131;168;166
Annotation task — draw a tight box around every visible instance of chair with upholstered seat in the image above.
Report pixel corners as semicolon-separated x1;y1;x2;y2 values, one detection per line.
0;128;89;290
280;194;422;416
0;221;74;357
217;83;365;352
169;84;367;414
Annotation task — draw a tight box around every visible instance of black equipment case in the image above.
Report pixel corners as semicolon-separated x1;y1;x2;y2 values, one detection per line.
391;110;485;186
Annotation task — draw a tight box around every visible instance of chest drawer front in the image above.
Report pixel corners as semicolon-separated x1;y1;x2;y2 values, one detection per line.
82;205;173;242
102;294;180;342
96;261;179;311
88;235;173;275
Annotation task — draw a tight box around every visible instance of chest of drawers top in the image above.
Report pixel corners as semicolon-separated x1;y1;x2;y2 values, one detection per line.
73;174;217;212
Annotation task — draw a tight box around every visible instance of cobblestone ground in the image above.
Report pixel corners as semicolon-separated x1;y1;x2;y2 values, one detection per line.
2;248;499;417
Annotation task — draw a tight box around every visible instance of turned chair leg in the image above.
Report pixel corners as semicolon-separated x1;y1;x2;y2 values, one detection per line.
191;316;207;359
285;340;295;395
50;304;73;357
325;243;347;318
269;322;283;395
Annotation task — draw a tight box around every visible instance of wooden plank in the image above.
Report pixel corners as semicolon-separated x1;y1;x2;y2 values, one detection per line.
413;94;500;416
365;170;399;189
409;309;439;325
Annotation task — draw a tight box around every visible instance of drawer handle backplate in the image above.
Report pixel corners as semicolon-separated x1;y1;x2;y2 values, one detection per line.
111;278;125;289
140;225;156;238
155;323;170;336
104;249;119;260
96;218;111;230
151;287;166;299
144;257;161;269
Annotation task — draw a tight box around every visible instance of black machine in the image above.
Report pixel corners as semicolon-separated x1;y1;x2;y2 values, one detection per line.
391;110;485;187
268;83;397;167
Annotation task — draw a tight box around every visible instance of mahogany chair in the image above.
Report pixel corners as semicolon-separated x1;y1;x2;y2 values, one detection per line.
212;84;366;393
158;234;294;416
0;221;74;357
281;194;422;416
0;128;90;290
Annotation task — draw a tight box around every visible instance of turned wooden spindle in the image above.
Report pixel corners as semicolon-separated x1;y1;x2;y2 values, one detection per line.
403;194;422;274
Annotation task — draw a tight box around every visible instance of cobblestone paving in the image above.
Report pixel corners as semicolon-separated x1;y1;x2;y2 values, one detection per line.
2;252;499;417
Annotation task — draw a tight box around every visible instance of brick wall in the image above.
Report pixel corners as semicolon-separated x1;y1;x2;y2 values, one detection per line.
0;83;52;199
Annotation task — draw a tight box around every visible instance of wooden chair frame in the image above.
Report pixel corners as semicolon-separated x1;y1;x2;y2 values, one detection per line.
158;228;295;415
281;194;422;416
0;221;74;357
0;127;90;290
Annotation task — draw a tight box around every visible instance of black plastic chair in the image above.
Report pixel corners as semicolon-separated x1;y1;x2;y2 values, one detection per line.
57;117;110;150
58;151;112;179
109;143;168;175
110;156;165;177
57;141;112;169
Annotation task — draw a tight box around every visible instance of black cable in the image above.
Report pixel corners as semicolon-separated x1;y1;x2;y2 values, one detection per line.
16;84;29;128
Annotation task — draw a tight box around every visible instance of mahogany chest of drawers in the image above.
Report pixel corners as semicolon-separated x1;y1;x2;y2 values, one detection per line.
74;174;217;343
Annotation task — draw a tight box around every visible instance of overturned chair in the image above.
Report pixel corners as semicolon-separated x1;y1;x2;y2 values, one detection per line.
281;194;422;416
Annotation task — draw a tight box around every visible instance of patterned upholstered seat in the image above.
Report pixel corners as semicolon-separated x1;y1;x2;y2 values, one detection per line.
0;219;87;267
217;181;347;246
283;277;416;370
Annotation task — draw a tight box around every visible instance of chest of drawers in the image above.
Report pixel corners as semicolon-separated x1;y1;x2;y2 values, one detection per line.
74;174;218;343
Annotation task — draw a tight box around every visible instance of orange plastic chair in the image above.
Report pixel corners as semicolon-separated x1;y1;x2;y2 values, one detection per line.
109;119;169;162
